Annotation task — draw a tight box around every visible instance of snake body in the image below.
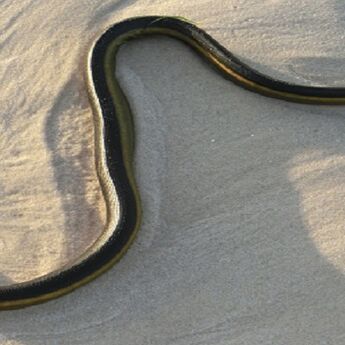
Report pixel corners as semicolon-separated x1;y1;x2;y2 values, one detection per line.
2;16;345;310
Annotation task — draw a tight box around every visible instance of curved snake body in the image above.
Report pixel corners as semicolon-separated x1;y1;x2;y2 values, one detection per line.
1;16;345;309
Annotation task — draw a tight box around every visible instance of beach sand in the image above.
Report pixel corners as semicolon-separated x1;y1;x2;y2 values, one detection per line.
2;1;345;344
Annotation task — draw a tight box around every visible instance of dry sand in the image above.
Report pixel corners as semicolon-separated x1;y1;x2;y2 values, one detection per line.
2;0;345;344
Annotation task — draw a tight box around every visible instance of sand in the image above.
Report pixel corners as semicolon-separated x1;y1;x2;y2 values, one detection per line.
2;0;345;344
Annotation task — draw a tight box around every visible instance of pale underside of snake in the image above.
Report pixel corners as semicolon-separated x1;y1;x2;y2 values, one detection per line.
1;16;345;310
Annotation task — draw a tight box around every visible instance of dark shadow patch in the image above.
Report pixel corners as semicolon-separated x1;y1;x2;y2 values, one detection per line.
44;76;104;267
87;0;138;28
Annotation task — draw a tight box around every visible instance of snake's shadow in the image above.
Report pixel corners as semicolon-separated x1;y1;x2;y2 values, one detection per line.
44;76;105;268
0;274;14;287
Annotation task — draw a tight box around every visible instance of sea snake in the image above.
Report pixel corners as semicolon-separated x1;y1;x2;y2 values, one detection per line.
1;16;345;310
